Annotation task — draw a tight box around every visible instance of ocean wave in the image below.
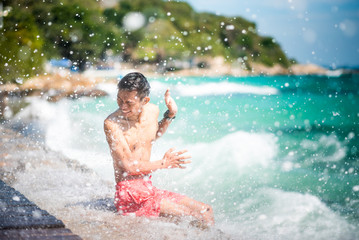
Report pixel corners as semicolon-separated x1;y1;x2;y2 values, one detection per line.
151;130;279;196
176;82;279;96
200;131;278;169
300;134;347;163
152;131;278;173
225;188;358;240
147;81;279;97
99;80;279;97
14;97;58;121
96;82;119;95
13;97;112;180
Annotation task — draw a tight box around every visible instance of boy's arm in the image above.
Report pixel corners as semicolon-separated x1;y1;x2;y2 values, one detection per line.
156;115;175;139
104;119;163;175
104;119;190;175
156;88;177;139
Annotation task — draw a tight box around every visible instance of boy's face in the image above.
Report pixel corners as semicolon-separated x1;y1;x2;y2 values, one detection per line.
117;90;149;119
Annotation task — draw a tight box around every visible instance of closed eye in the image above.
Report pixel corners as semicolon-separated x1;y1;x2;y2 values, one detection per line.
117;98;135;105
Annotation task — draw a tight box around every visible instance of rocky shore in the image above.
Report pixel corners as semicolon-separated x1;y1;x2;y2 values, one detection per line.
0;71;109;120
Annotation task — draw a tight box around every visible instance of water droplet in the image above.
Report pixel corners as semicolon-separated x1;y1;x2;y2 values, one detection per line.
12;196;20;201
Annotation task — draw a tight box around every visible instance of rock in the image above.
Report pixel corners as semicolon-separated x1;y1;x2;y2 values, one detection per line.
46;91;68;102
250;63;289;75
0;72;109;118
67;89;108;99
1;71;109;103
289;64;328;75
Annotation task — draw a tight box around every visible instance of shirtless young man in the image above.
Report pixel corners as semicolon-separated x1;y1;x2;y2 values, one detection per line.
104;72;214;226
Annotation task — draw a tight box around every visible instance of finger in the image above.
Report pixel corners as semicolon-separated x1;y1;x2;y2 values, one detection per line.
177;155;192;160
165;88;170;97
165;95;171;105
166;148;175;154
179;160;191;165
176;150;188;155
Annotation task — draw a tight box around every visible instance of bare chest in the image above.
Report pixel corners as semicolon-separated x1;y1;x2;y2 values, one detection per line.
122;123;157;151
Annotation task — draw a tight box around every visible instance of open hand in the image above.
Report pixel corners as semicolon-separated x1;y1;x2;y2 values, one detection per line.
164;88;178;118
162;148;191;169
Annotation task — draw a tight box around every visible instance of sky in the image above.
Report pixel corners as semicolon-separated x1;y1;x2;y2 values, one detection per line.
184;0;359;68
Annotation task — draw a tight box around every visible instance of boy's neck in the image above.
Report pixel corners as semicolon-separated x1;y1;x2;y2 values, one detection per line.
123;112;142;124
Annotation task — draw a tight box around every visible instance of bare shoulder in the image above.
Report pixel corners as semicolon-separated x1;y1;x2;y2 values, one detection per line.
146;103;159;113
142;103;159;120
104;110;121;131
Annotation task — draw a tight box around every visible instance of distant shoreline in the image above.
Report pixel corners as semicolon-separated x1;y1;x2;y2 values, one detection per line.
124;60;344;78
0;61;354;92
0;61;356;119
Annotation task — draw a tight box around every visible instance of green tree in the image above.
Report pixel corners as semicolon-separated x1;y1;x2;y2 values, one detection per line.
32;0;115;71
133;19;184;62
0;0;294;83
0;2;44;83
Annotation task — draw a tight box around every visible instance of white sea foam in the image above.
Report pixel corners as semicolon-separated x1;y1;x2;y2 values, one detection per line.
43;100;114;181
14;97;58;121
96;80;279;98
148;81;169;96
54;148;114;182
13;97;114;181
190;131;278;170
147;80;279;97
152;131;278;176
151;130;279;199
176;82;279;96
96;82;119;96
221;188;358;240
326;69;344;77
300;134;347;163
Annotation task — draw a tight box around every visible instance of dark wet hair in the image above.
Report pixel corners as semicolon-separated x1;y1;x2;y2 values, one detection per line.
117;72;150;99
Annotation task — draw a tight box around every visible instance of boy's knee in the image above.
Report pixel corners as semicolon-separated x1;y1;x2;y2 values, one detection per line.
206;205;213;213
200;204;213;214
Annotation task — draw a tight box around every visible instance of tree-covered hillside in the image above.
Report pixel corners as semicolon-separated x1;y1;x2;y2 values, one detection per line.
0;0;292;83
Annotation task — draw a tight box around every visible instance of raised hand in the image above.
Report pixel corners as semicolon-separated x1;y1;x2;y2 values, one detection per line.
164;88;178;118
162;148;191;169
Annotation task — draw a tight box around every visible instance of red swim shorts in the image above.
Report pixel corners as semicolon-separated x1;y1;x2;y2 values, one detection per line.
114;177;185;217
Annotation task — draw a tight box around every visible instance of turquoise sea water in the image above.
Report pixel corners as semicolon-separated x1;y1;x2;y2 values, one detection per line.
22;74;359;239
